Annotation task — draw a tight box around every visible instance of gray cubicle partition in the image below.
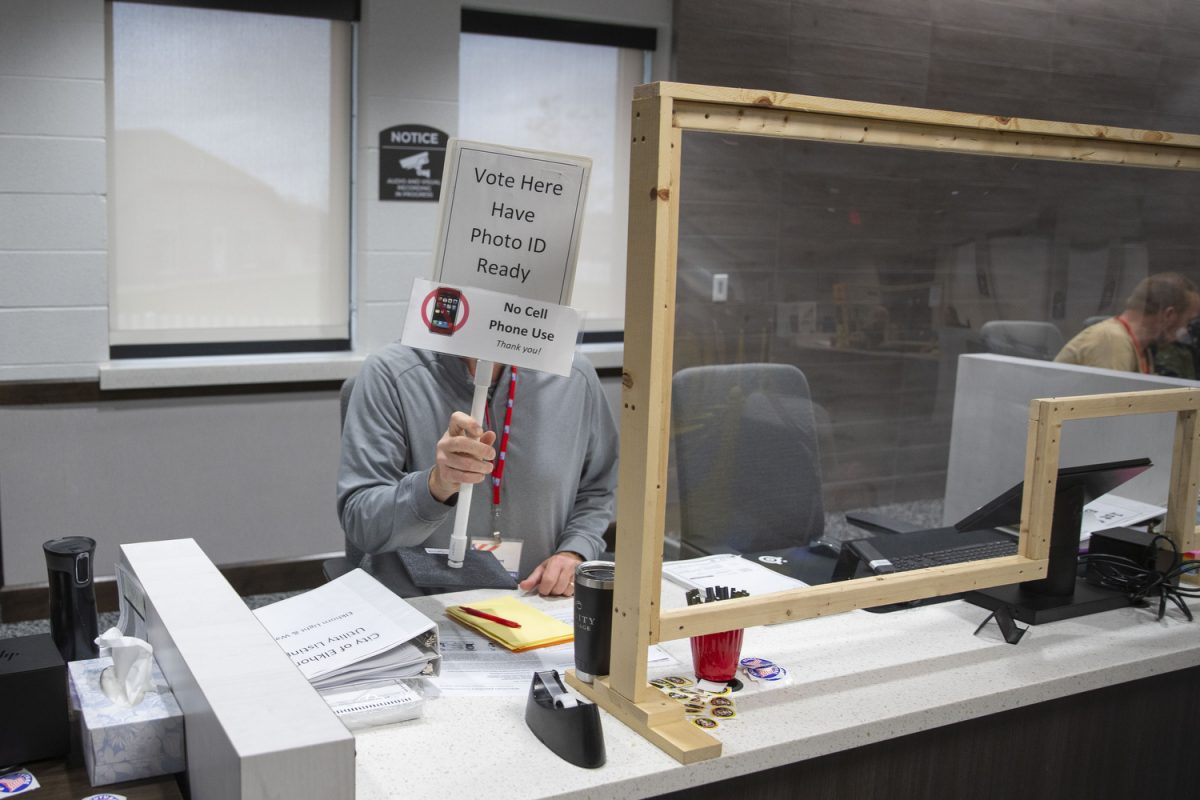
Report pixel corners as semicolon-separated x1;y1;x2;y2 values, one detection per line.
943;354;1194;525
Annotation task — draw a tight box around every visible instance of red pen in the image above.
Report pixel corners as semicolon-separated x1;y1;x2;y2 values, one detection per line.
459;606;522;628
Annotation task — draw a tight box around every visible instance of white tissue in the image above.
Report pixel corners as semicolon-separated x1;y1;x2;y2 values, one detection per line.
94;626;154;706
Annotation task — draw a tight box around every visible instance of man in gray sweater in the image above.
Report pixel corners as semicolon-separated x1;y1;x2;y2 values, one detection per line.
337;344;618;597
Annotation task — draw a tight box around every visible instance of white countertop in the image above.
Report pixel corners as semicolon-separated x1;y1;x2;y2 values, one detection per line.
353;586;1200;800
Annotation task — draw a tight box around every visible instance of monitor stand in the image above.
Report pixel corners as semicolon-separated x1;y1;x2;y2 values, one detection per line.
965;483;1132;625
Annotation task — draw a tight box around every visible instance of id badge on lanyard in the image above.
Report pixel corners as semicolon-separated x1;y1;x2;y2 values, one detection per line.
471;536;523;577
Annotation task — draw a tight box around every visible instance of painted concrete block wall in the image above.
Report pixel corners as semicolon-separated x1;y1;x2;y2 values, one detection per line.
0;0;666;585
355;0;461;353
355;0;672;352
0;0;669;379
0;0;108;382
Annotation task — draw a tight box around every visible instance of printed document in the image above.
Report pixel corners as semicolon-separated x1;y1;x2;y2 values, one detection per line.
1081;495;1165;542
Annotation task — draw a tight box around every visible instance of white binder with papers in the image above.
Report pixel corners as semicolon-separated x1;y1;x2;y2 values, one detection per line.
255;569;440;689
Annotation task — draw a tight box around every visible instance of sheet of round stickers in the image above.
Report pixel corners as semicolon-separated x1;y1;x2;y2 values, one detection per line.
649;675;737;729
650;656;790;729
739;656;788;683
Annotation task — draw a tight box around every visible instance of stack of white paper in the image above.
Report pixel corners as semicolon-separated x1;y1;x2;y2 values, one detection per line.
1081;495;1166;542
661;553;807;595
320;680;426;729
255;569;440;691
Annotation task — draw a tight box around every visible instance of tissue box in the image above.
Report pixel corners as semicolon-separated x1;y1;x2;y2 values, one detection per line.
68;656;185;786
0;634;68;765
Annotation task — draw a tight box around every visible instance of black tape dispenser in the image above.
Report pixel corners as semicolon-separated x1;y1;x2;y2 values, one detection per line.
524;670;605;769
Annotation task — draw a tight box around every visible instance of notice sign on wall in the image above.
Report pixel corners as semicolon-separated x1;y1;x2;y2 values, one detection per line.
401;278;580;377
379;124;448;201
431;140;591;306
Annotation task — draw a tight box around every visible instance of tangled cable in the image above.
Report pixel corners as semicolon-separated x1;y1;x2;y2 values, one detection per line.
1079;535;1198;622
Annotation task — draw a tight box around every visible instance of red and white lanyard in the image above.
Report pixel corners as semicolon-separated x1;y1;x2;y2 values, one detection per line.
1114;317;1150;374
485;366;517;535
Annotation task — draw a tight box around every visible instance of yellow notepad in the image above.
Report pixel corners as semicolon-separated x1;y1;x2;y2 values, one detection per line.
446;596;574;652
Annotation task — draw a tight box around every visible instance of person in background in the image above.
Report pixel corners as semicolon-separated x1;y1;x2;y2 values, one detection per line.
1152;313;1200;379
337;345;618;598
1055;273;1200;374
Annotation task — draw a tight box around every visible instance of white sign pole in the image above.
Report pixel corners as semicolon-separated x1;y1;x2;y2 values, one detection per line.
447;358;492;569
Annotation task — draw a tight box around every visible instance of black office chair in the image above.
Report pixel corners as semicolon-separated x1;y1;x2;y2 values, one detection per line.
671;363;825;558
323;374;363;581
978;320;1064;360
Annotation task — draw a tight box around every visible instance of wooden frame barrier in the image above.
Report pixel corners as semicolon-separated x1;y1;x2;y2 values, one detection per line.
564;82;1200;763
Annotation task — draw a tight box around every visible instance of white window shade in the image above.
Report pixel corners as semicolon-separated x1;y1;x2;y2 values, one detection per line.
459;33;640;333
109;3;351;349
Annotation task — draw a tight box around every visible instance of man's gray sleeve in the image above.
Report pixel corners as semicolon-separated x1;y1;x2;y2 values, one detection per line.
336;358;452;555
555;365;619;561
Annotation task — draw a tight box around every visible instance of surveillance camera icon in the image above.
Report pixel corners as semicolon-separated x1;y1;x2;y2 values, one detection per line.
400;151;431;178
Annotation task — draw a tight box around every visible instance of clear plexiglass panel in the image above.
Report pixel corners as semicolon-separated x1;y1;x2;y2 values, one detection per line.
666;127;1200;564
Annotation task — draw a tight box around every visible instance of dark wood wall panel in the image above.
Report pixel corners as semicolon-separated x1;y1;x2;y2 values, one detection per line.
672;0;1200;512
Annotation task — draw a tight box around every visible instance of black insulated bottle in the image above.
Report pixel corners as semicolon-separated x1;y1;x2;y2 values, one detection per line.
573;561;615;684
43;536;100;662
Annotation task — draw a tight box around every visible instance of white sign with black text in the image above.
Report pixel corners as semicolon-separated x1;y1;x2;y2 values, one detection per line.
401;278;580;377
431;140;590;306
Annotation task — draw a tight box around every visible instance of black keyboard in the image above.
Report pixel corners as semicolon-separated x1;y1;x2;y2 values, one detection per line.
889;539;1017;571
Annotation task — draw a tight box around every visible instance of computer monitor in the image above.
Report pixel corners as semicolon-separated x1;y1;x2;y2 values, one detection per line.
964;456;1153;624
955;457;1152;532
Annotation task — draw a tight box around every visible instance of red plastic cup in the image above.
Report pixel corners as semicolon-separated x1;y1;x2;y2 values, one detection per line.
689;628;745;682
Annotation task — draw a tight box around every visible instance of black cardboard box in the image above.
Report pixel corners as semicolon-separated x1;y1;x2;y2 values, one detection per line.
0;634;69;764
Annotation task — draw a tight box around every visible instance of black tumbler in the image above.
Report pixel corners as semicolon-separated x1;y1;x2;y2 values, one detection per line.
573;561;615;684
43;536;99;662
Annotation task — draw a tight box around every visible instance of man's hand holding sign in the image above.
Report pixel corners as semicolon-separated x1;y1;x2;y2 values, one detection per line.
428;409;496;504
